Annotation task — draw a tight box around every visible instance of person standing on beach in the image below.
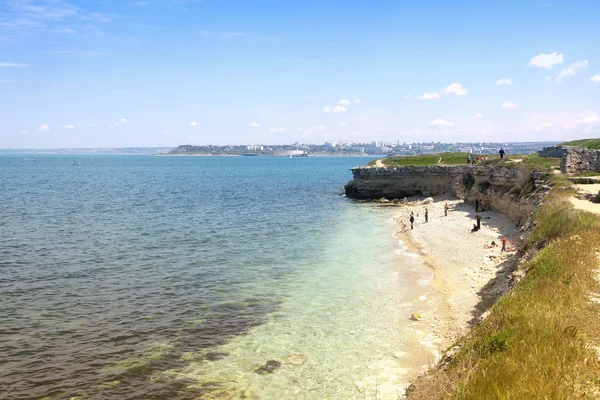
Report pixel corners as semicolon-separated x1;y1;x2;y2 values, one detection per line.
425;208;428;223
409;213;415;229
444;202;449;216
475;198;479;212
501;236;507;252
476;213;481;230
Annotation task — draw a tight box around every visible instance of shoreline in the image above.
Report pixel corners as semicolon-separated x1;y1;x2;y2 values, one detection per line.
390;196;520;365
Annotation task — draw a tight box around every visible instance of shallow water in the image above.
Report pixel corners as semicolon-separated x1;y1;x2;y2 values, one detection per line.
0;155;436;399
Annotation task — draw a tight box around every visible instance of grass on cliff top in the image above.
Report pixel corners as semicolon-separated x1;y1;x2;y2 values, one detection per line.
407;179;600;400
371;153;560;170
561;138;600;149
369;152;470;167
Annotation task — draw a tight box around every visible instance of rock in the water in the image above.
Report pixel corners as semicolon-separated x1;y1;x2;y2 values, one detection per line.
254;360;281;375
204;351;229;361
280;354;307;366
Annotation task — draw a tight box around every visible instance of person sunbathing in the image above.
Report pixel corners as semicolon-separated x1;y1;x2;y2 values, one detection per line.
484;241;498;249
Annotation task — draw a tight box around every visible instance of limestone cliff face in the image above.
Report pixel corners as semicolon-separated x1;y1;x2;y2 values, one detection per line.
345;165;545;224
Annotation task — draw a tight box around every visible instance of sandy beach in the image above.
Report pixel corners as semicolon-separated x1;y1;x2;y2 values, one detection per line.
392;196;521;358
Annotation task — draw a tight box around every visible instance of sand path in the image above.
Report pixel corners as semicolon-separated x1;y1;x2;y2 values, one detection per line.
570;183;600;215
393;197;520;353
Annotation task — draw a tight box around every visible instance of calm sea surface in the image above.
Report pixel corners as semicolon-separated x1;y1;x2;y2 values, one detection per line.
0;155;434;399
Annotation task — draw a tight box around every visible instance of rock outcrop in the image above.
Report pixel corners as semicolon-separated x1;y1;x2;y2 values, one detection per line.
344;165;546;224
539;145;600;174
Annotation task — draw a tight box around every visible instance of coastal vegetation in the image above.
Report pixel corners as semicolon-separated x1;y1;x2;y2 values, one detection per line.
561;138;600;150
369;152;561;170
407;177;600;399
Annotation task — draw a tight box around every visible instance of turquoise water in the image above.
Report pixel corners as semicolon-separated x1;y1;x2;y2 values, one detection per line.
0;155;435;399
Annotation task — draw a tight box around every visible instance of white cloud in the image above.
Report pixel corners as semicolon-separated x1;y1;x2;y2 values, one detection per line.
556;60;588;83
338;122;347;127
442;83;468;96
474;113;483;119
338;99;350;107
66;124;74;129
501;101;520;108
353;98;360;104
189;121;197;126
20;130;28;135
324;105;347;113
0;62;26;67
417;92;440;100
113;118;129;127
250;122;260;127
430;118;454;126
529;52;564;69
404;93;411;99
591;74;600;83
88;124;93;127
575;110;600;125
496;78;512;85
269;128;286;132
38;124;49;132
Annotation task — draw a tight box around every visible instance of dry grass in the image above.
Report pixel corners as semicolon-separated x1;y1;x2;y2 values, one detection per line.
407;179;600;400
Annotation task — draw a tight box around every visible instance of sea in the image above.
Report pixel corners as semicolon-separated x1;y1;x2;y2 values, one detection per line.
0;155;438;400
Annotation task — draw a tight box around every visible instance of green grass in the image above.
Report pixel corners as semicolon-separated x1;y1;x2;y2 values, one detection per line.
370;152;472;167
406;178;600;400
373;152;560;170
519;153;561;169
561;138;600;149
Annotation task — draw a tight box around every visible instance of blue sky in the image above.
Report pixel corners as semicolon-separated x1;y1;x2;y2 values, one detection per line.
1;0;600;148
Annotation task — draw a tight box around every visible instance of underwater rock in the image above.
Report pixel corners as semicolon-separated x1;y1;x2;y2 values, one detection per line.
280;354;307;366
254;360;281;375
204;351;229;361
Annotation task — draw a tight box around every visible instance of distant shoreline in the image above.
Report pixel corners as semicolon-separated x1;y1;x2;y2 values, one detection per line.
152;153;375;157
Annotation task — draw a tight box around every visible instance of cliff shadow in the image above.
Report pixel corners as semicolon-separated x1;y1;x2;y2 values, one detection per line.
467;254;519;328
449;201;522;231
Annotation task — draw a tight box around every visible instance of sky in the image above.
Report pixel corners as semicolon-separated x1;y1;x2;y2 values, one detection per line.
1;0;600;148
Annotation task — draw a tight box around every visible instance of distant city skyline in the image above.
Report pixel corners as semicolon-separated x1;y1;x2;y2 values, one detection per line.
1;0;600;148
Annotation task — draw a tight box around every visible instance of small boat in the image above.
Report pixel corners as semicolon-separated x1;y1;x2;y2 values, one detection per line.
72;159;80;165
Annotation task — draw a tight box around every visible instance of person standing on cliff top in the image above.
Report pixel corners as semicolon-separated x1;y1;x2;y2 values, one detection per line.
467;154;471;164
409;213;415;229
499;148;505;159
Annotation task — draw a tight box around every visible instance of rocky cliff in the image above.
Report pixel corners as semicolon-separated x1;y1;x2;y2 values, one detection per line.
345;165;546;224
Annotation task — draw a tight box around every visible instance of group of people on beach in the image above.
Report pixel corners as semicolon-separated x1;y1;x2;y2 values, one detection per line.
397;197;510;253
